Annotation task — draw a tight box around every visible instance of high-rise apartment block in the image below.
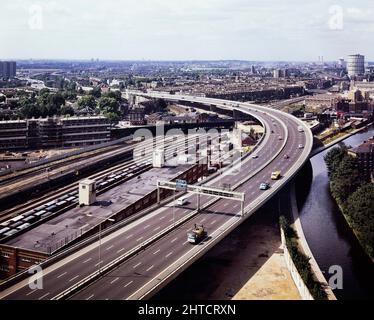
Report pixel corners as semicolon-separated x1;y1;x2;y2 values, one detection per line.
0;61;17;79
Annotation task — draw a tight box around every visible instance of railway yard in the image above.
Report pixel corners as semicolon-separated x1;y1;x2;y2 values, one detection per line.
0;128;239;279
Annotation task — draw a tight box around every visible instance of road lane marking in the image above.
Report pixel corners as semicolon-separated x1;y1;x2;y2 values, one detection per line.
69;275;80;282
171;237;178;243
38;292;50;300
210;220;217;225
94;260;104;267
153;249;161;255
133;262;142;269
201;218;206;222
117;248;125;254
125;234;133;240
144;224;151;229
86;294;94;300
159;216;165;220
110;277;120;284
136;237;143;242
105;245;114;251
82;258;92;264
153;226;161;231
146;265;154;272
165;251;173;258
124;281;133;288
26;289;37;296
183;241;188;245
57;272;67;279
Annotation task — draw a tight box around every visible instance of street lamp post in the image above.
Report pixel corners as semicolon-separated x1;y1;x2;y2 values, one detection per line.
172;189;176;228
85;214;115;275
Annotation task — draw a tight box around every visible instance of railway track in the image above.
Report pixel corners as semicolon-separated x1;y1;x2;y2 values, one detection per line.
0;131;224;240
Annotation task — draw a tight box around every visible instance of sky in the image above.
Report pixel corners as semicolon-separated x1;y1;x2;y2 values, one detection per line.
0;0;373;61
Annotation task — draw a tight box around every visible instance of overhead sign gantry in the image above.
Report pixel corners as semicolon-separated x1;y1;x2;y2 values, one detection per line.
157;180;245;216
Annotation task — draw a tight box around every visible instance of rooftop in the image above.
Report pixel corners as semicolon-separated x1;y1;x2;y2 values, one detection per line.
350;137;374;154
5;160;193;253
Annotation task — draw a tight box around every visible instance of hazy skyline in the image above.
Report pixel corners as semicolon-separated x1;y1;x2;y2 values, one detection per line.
1;0;373;61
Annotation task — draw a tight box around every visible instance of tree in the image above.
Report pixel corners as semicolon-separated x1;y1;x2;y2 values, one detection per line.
153;98;167;111
78;95;96;110
345;184;374;258
89;86;102;98
324;146;347;176
97;97;119;114
102;90;122;102
19;96;41;118
103;112;120;122
330;155;362;204
62;90;77;101
39;88;50;96
60;105;75;116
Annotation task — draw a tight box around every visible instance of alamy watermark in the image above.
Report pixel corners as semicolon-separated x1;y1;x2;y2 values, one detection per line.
328;5;344;30
28;265;43;290
28;4;44;30
132;126;248;176
324;265;344;290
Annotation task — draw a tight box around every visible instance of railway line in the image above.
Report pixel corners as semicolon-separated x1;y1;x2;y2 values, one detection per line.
0;132;230;242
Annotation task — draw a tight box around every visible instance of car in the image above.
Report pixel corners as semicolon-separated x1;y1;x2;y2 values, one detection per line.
252;154;258;159
284;154;289;159
259;182;270;190
278;136;283;140
271;171;281;180
298;144;304;149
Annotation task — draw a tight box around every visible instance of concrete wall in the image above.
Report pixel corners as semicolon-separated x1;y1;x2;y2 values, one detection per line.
280;229;314;300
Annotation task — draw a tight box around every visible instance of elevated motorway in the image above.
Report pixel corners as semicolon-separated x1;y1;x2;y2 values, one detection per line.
0;93;313;300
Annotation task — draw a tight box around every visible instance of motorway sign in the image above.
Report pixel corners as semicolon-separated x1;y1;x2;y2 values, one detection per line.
175;179;187;191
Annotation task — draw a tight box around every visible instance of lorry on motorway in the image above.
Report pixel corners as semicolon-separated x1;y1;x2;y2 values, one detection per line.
271;171;281;180
187;224;207;244
298;126;304;132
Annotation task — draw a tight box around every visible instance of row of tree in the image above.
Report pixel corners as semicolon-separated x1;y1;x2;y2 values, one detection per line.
3;86;124;121
279;216;327;300
78;90;123;121
19;89;72;118
324;146;374;258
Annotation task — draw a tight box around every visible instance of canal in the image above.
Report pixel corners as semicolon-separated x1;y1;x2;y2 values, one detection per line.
298;125;374;300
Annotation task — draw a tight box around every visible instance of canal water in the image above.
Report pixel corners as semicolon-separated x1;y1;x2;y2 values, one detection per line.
299;125;374;300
